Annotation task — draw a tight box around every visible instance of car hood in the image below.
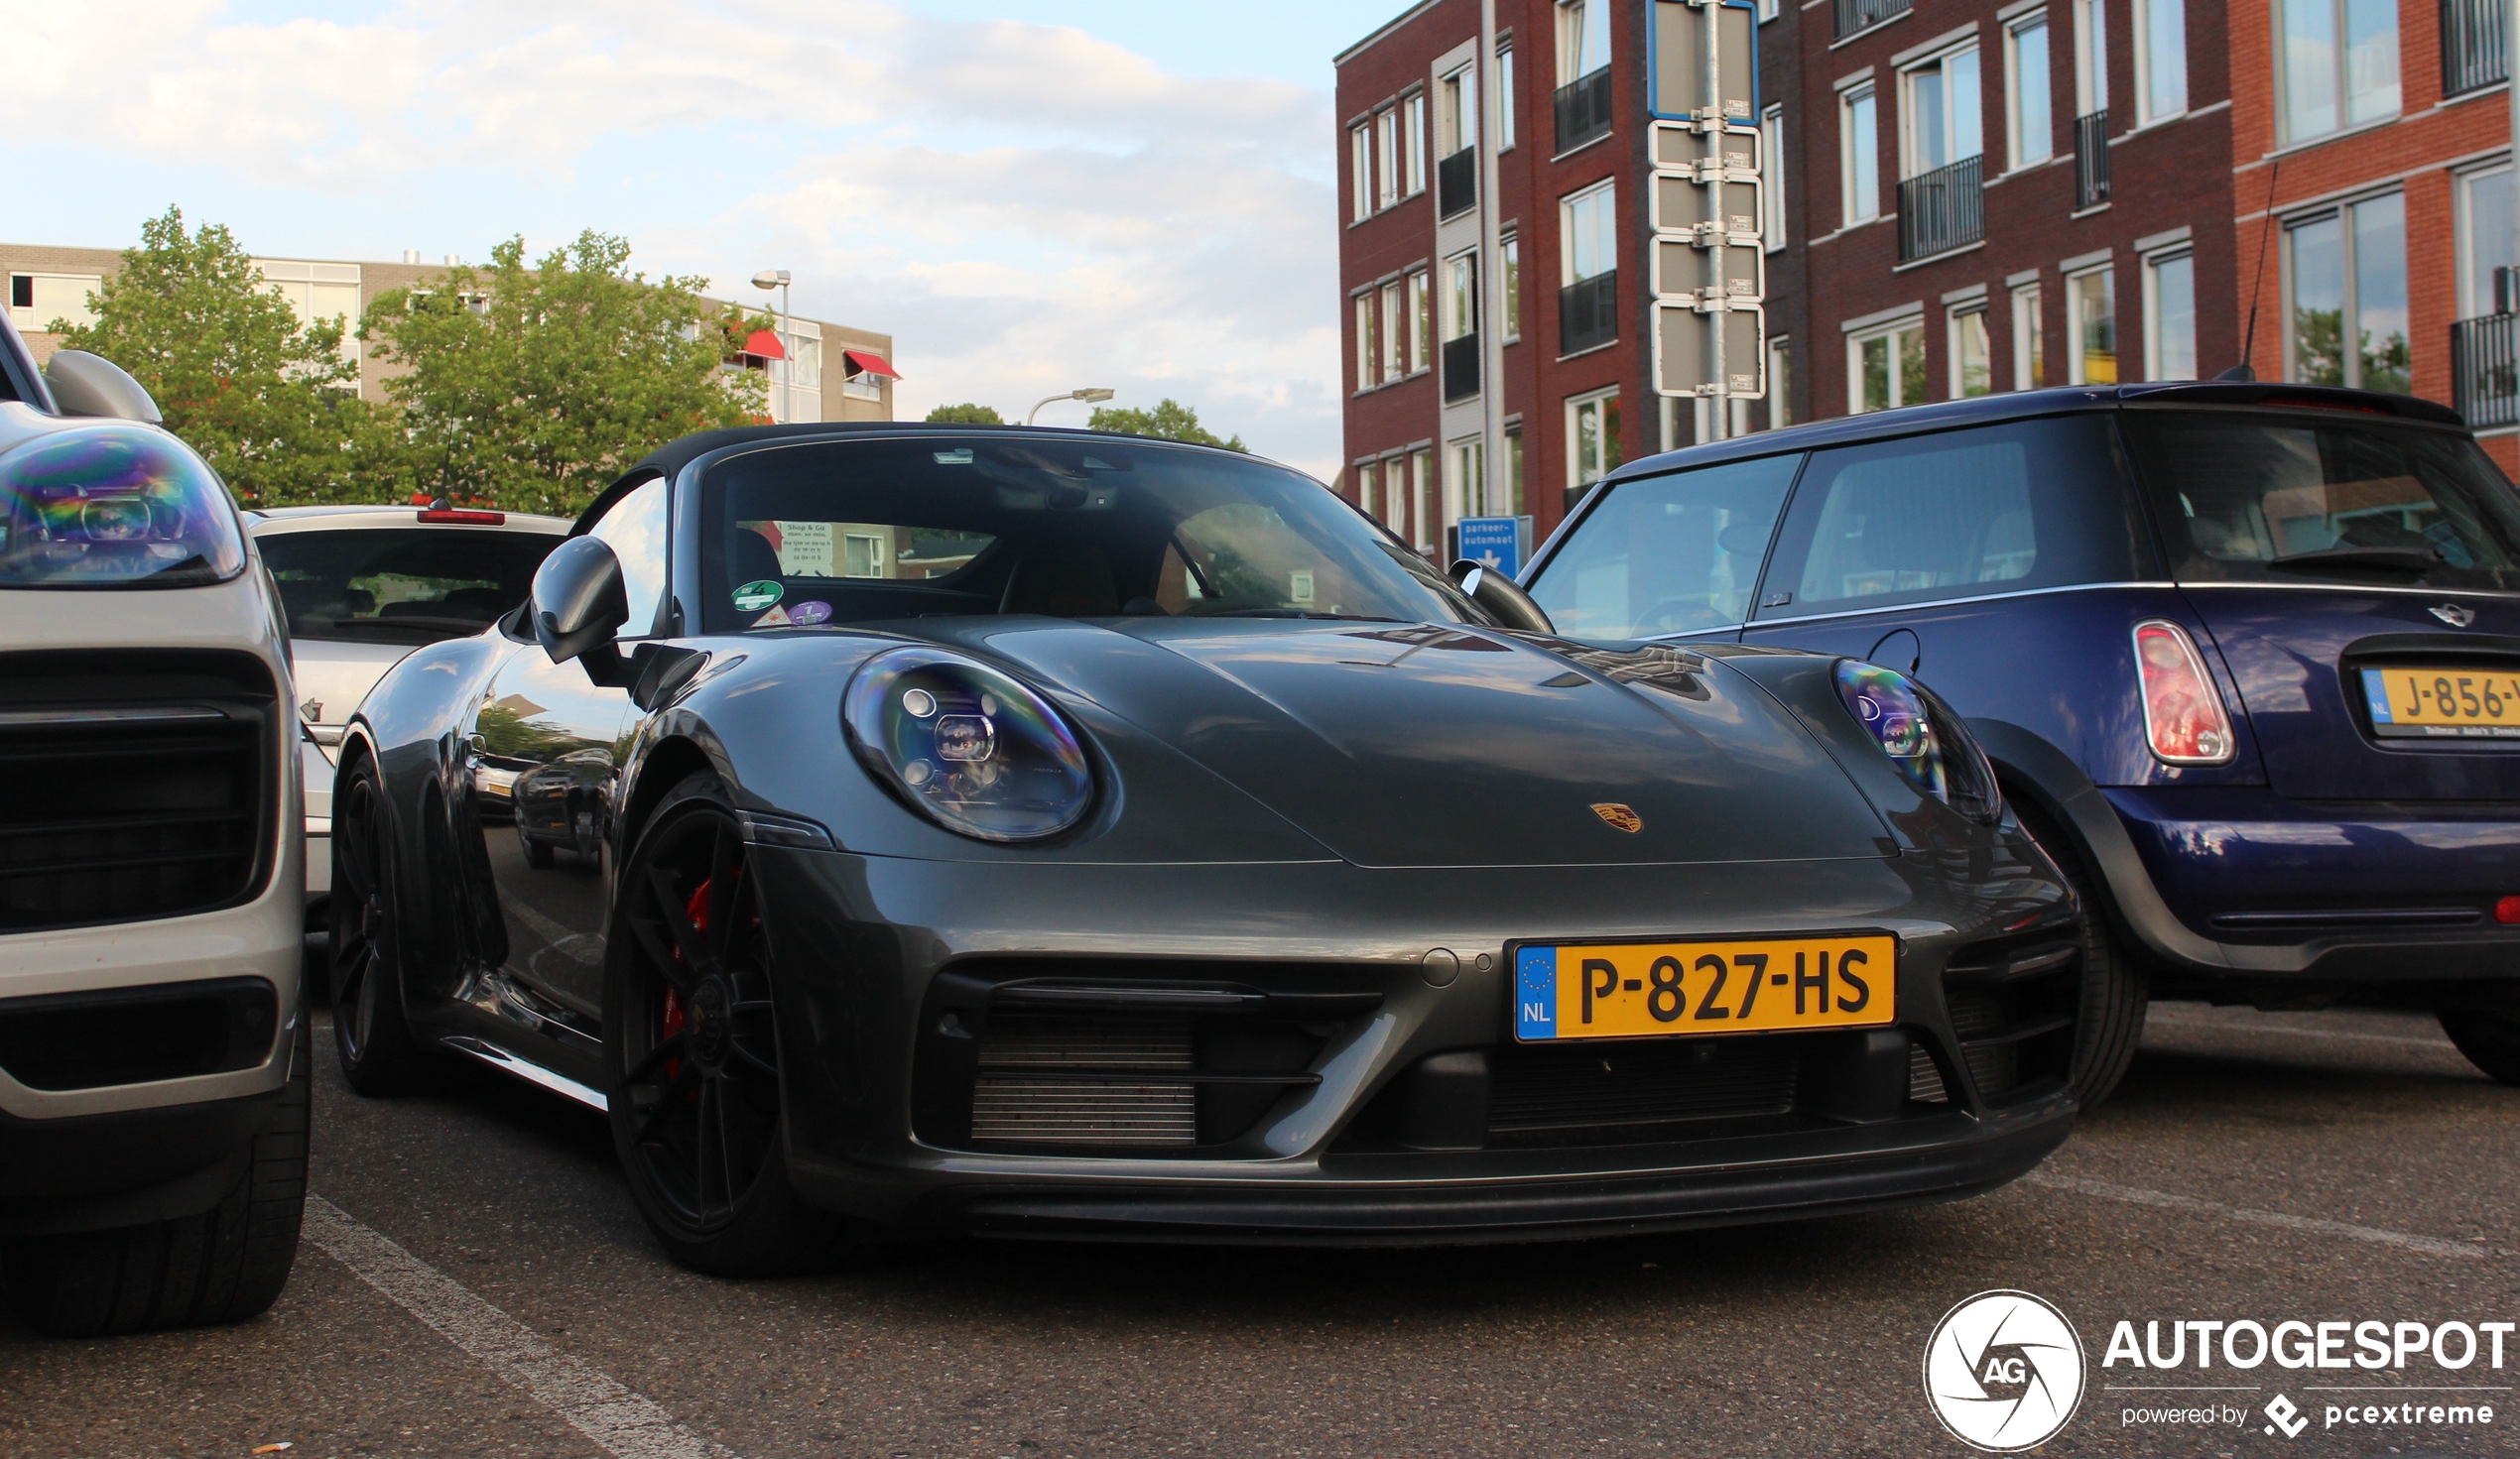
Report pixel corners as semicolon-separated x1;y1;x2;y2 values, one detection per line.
936;619;1890;869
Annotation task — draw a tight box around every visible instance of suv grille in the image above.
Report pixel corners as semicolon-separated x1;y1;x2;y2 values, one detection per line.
0;651;276;933
1940;926;2080;1103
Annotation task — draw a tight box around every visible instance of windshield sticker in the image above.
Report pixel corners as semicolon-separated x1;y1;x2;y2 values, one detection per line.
752;603;792;627
789;600;832;627
732;579;784;613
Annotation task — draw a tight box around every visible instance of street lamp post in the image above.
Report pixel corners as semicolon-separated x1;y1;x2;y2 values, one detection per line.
1027;387;1115;426
751;269;792;423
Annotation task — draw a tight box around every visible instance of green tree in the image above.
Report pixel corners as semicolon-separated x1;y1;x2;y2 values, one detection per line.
363;232;765;516
54;207;390;508
925;402;1004;425
1086;398;1245;451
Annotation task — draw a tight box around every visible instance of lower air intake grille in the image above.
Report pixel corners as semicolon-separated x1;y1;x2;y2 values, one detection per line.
1940;927;2081;1104
970;1013;1196;1147
1487;1036;1803;1147
0;652;274;933
0;977;279;1090
1908;1043;1951;1103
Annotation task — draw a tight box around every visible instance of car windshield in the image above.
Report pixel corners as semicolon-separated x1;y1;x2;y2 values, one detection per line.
2123;412;2520;592
697;434;1482;632
259;527;558;644
0;425;246;588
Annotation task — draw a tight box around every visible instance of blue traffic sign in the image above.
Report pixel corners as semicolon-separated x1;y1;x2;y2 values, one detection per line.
1456;516;1529;578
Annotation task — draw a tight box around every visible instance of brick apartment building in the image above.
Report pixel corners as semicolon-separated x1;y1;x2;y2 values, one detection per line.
1;244;898;426
1344;0;2520;534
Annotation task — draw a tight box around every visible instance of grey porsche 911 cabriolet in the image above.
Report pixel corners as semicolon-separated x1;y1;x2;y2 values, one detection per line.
332;424;2084;1274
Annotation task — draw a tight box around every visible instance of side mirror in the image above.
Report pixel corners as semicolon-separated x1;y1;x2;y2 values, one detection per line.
531;536;630;669
46;351;162;424
1449;558;1554;635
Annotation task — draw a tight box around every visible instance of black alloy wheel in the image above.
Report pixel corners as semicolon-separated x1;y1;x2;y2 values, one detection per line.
331;757;428;1094
605;775;842;1276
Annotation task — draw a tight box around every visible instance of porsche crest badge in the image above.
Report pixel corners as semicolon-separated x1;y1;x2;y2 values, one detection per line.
1590;802;1644;833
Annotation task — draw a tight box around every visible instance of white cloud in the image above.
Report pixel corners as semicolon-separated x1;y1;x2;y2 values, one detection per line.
0;0;1340;472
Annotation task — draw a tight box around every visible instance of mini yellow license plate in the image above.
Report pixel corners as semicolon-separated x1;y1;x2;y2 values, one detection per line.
2361;666;2520;740
1513;934;1897;1041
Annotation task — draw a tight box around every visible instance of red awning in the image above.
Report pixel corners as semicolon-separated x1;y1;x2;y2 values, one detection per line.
842;349;901;379
743;328;786;360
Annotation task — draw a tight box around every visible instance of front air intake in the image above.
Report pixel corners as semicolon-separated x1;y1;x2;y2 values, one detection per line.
970;1012;1197;1147
1939;926;2080;1104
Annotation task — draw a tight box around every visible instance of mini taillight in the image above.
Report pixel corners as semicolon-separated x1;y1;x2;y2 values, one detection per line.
2496;896;2520;924
418;508;506;525
2132;619;2235;765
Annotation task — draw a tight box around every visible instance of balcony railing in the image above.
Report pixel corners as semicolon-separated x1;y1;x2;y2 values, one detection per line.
1443;332;1481;403
1833;0;1911;40
2455;312;2520;428
2443;0;2509;98
1555;66;1613;155
1437;146;1476;220
1897;156;1984;264
1560;271;1619;355
2075;111;2110;209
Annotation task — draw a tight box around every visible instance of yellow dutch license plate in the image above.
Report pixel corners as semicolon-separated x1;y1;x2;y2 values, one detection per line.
2361;666;2520;740
1512;934;1897;1041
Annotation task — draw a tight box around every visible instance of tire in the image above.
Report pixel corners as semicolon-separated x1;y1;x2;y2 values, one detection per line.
2438;1009;2520;1085
520;822;557;870
330;756;429;1095
604;775;846;1277
2010;797;2149;1109
3;1014;311;1337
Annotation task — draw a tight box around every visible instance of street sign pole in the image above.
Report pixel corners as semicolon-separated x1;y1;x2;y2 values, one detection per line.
1648;0;1763;447
1479;0;1507;525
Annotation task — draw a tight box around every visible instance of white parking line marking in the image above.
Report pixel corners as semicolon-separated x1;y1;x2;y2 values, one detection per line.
2025;1172;2491;1263
303;1196;736;1459
2143;1015;2457;1051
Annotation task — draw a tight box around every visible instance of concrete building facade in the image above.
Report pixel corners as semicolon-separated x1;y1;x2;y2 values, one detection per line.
0;243;897;426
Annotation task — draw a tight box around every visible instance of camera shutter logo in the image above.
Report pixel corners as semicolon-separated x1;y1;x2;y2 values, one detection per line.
1922;1290;2086;1452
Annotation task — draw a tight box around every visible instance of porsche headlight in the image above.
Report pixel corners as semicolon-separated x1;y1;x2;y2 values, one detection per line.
1833;660;2001;824
841;646;1094;842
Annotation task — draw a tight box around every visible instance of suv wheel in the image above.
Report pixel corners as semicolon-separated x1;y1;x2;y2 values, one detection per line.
2011;799;2149;1109
2;1014;310;1336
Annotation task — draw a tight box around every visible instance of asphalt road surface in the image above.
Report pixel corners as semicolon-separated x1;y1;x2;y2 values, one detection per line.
5;1002;2516;1458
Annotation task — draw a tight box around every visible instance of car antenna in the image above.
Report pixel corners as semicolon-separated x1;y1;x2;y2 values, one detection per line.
2217;161;2280;382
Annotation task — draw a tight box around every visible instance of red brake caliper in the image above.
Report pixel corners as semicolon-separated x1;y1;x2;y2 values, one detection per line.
659;878;711;1081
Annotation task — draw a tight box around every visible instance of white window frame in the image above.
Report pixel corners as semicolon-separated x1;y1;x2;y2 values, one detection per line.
1899;43;1983;180
2457;162;2516;318
1354;293;1377;390
1767;336;1792;426
1948;304;1993;397
2274;0;2402;144
1353;459;1379;519
1498;45;1518;151
1761;104;1788;249
2133;0;2186;124
1380;280;1405;384
1561;179;1617;286
2073;0;2108;116
2011;282;2046;389
1846;315;1926;413
1349;123;1373;223
2282;190;2408;390
1375;107;1400;211
1447;434;1484;529
1411;446;1436;549
1444;249;1479;342
2066;263;2116;385
2006;12;2055;171
2142;247;2197;379
1558;0;1611;85
1408;268;1434;372
1403;92;1429;195
1440;63;1478;158
1566;386;1621;496
1500;235;1522;342
1840;81;1881;226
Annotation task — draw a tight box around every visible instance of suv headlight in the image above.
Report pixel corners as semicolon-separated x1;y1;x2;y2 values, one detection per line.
841;646;1094;842
1833;660;2002;824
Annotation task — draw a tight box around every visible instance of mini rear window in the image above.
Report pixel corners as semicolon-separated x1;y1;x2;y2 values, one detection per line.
259;527;558;644
0;425;246;588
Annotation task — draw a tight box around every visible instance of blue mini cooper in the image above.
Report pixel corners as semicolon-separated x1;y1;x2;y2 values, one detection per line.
1522;382;2520;1102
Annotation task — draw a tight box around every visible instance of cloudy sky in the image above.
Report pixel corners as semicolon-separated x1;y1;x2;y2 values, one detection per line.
2;1;1385;476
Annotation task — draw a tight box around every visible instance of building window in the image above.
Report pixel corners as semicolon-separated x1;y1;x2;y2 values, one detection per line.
1355;459;1378;518
1507;427;1526;517
1558;0;1611;83
1498;45;1518;150
1355;294;1377;389
1568;389;1622;504
1403;93;1428;195
1950;307;1993;396
1841;83;1881;225
2074;0;2109;115
1376;108;1400;211
1849;317;1926;412
2135;0;2187;122
1902;45;1983;178
4;272;104;336
1411;447;1436;547
1440;64;1478;157
1501;235;1522;341
2144;250;2197;379
2458;165;2517;317
1408;269;1433;372
2288;192;2410;392
1448;436;1485;527
2007;13;2054;168
2068;265;2116;384
2012;284;2047;388
1761;104;1787;248
1445;252;1479;342
1349;124;1373;222
1381;280;1405;384
1768;338;1793;426
2278;0;2399;141
1563;182;1615;286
